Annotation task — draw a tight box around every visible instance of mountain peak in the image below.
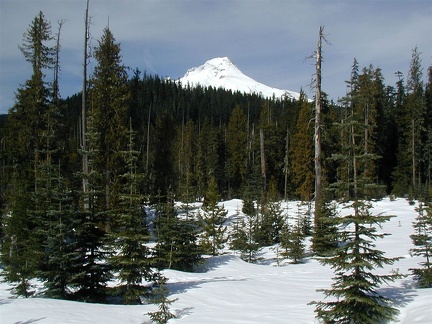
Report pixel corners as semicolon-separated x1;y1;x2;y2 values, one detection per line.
179;57;301;100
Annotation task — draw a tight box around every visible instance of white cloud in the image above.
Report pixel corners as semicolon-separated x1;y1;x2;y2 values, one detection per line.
1;0;431;113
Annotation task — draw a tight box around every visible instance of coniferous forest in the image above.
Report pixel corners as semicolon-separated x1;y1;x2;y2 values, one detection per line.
1;11;432;323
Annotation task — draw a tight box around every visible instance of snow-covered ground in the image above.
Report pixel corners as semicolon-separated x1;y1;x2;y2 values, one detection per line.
1;198;431;323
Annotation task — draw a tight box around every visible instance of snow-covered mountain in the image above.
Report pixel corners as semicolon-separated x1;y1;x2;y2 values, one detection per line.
178;57;301;100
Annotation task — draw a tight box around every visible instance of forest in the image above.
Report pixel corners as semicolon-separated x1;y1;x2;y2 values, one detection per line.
0;10;431;324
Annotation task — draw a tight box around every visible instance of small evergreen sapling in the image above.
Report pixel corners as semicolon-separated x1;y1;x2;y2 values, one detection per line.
198;177;228;256
410;201;432;288
310;201;404;323
147;273;178;324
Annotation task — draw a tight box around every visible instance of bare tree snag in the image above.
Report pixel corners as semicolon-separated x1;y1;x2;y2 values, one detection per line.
314;26;324;219
82;0;90;209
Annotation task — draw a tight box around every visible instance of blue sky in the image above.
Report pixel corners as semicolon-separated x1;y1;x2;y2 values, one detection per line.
0;0;431;114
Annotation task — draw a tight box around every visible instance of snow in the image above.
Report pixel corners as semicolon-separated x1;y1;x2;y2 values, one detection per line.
178;57;302;101
1;198;432;323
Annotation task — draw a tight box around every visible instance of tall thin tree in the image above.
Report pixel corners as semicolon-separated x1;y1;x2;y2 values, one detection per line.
314;26;325;219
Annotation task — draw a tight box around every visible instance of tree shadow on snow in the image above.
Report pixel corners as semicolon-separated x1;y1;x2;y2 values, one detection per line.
168;276;248;295
14;318;46;324
378;280;417;309
194;254;239;272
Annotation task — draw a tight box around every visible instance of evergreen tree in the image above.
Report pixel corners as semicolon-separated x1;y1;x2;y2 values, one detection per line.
290;94;314;201
32;120;81;299
410;201;432;288
310;201;403;323
153;193;201;272
198;177;228;256
230;202;262;263
393;47;426;197
311;201;339;256
280;219;305;264
423;67;432;195
226;105;248;197
311;80;404;321
255;201;285;246
109;123;153;304
71;115;112;302
152;113;177;198
147;273;178;324
195;118;219;198
176;119;196;199
1;168;37;297
1;11;56;297
88;26;130;213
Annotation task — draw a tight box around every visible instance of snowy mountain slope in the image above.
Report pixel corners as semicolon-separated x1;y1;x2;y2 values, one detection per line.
178;57;302;100
1;198;430;324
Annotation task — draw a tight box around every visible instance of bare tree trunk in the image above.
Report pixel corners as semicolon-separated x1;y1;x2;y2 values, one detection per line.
314;26;324;218
53;20;65;103
412;119;416;188
146;101;152;173
260;128;267;201
284;124;289;200
82;0;90;210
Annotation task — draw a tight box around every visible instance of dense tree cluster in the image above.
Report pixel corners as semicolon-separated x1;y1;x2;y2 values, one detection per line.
0;12;431;323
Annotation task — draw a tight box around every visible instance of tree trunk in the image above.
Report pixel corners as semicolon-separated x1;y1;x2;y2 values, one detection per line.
314;26;324;219
82;0;90;209
260;128;267;199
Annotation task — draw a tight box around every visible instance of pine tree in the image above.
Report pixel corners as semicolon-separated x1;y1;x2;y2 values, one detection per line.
71;115;112;303
410;201;432;288
88;26;130;213
1;168;36;297
152;113;177;198
310;201;404;323
311;201;339;256
147;273;178;324
290;94;314;201
1;11;56;297
33;118;81;299
230;202;262;263
311;80;404;321
109;123;153;304
280;219;305;264
423;67;432;195
226;105;248;196
255;201;285;246
153;193;201;272
198;177;228;256
393;48;426;197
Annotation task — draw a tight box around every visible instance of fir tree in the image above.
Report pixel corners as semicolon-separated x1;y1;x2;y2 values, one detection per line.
109;123;153;304
1;168;36;297
310;201;404;323
226;105;248;196
311;68;404;321
1;11;56;298
311;201;339;256
280;220;305;264
410;201;432;288
290;94;314;201
71;115;112;303
230;204;262;263
198;177;228;256
88;26;130;213
153;193;201;272
147;273;178;324
255;201;285;246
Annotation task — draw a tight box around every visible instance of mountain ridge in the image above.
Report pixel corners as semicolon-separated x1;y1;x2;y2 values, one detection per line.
178;57;302;100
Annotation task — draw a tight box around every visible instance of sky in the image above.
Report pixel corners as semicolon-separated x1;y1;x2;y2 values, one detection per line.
0;0;431;114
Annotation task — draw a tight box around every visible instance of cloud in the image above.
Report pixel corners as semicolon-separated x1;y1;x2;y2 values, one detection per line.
1;0;431;113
